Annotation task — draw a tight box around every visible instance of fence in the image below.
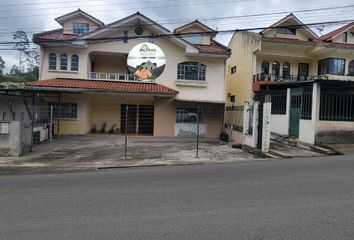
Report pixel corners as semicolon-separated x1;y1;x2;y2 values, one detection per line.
320;86;354;121
224;105;244;132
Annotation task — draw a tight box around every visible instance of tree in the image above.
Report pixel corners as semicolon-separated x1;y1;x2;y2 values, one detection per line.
0;56;5;76
10;65;21;75
13;30;38;73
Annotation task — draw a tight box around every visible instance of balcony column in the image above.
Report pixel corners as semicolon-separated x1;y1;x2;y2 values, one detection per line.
311;82;321;141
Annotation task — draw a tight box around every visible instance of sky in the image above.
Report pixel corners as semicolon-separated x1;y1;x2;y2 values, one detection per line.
0;0;353;73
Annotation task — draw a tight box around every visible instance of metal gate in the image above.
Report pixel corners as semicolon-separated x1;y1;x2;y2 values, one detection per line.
289;88;303;137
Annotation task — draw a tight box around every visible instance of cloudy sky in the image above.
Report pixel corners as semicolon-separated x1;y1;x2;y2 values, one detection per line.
0;0;353;72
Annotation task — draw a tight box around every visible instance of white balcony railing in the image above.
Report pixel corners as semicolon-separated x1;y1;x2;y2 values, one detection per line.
88;72;139;82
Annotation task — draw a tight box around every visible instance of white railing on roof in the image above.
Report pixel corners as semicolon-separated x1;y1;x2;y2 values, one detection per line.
88;72;139;82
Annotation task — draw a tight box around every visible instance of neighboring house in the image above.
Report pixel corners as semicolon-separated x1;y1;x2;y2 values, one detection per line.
29;9;230;138
226;13;354;144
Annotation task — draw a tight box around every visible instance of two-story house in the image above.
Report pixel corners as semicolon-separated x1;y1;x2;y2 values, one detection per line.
29;9;230;138
226;13;354;145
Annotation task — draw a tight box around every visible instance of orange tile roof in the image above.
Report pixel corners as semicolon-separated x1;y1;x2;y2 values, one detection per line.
26;78;179;96
193;41;230;55
318;22;354;41
34;29;77;41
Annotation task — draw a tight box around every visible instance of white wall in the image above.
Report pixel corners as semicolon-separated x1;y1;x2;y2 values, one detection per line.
299;119;315;144
270;115;289;136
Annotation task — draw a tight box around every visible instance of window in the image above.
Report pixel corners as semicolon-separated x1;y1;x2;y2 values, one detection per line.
134;26;144;36
60;53;68;71
21;112;25;121
230;95;235;103
49;103;78;119
123;31;128;43
176;107;203;123
231;66;237;74
344;32;348;43
49;53;57;70
0;122;9;134
276;27;296;35
177;62;206;81
272;61;280;80
261;60;269;74
73;22;89;35
71;54;79;71
348;60;354;76
318;58;345;76
185;34;203;44
283;62;290;79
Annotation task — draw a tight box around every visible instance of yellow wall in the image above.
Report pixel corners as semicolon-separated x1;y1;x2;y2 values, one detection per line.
226;32;260;105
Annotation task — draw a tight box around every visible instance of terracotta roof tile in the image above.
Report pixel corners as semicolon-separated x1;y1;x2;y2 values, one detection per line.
318;22;354;41
34;29;77;41
26;78;178;95
193;41;230;55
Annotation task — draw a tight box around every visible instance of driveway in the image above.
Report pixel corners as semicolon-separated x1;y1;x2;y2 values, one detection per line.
0;135;256;175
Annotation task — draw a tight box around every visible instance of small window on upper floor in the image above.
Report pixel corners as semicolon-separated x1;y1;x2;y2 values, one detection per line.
71;54;79;71
276;27;296;35
344;32;348;43
49;53;57;70
73;22;89;35
231;66;237;74
184;34;203;44
60;53;68;71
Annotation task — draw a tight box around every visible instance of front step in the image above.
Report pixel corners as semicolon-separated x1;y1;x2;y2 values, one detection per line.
271;134;339;156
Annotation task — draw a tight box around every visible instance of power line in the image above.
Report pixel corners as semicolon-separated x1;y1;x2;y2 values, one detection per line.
0;0;254;19
0;3;351;34
0;19;351;45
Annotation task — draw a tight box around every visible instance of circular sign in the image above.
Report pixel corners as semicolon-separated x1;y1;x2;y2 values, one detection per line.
127;42;166;81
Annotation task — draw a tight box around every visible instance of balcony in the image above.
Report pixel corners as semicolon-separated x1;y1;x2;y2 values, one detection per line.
253;73;328;82
88;72;139;82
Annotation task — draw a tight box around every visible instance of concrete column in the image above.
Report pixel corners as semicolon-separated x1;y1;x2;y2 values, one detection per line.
252;101;259;148
312;82;321;142
262;101;272;153
243;101;250;135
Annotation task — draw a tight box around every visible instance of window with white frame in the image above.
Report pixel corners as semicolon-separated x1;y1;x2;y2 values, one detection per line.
49;103;78;119
49;53;57;70
177;62;206;81
184;34;203;44
60;53;68;71
71;54;79;71
73;22;89;35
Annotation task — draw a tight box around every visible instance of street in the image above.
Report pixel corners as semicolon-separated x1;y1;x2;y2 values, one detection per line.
1;155;354;239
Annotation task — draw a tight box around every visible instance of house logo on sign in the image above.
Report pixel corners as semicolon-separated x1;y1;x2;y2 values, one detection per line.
127;42;166;81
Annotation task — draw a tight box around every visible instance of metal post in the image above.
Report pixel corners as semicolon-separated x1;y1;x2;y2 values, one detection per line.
196;106;200;158
124;105;128;160
30;93;35;152
57;93;61;139
49;105;53;160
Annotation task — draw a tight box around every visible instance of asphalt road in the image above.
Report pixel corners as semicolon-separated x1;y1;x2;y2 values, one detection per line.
1;155;354;239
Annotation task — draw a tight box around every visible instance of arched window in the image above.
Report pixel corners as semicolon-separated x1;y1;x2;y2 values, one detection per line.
71;54;79;71
261;60;269;80
60;53;68;71
272;61;280;80
283;62;291;80
348;60;354;76
177;62;206;81
49;53;57;70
